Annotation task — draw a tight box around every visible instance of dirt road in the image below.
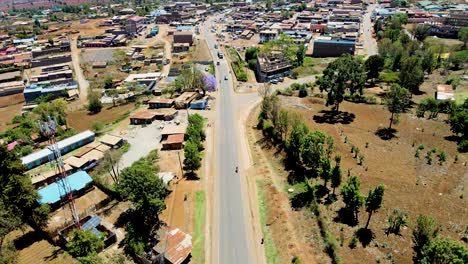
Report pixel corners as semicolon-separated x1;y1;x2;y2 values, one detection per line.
70;36;90;103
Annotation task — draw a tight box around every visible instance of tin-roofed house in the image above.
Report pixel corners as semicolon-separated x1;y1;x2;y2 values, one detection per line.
140;226;192;264
148;98;174;109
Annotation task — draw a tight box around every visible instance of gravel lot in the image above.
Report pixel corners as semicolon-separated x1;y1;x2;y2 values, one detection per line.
118;111;188;170
81;48;121;63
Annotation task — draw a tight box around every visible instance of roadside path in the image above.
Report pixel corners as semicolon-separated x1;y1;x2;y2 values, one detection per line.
70;36;90;103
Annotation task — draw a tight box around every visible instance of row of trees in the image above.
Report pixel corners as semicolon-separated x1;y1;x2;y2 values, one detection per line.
0;145;50;262
183;114;206;173
256;92;467;262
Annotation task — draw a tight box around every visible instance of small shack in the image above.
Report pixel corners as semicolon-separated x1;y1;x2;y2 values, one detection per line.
99;134;124;148
435;84;455;101
141;226;192;264
190;96;209;110
148;98;174;109
154;109;178;121
130;111;158;125
174;92;198;109
161;125;187;150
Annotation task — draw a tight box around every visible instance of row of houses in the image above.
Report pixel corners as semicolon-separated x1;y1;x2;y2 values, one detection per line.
27;132;124;188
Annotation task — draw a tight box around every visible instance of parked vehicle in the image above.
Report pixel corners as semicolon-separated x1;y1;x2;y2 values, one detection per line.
270;79;279;84
224;76;228;80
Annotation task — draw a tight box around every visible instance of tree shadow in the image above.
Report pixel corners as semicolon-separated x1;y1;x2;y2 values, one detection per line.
313;110;355;125
13;230;43;250
444;135;461;143
114;209;132;228
286;170;306;185
375;127;397;140
184;172;200;180
315;184;329;200
43;247;65;262
356;228;375;247
334;208;358;227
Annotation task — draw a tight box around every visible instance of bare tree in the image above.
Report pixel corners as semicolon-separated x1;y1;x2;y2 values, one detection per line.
258;83;271;99
103;150;122;184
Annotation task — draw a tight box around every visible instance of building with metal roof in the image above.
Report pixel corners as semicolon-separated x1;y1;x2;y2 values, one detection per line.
37;170;93;205
21;130;95;170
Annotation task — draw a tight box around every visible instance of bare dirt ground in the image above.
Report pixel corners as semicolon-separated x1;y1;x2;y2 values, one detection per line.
0;93;24;132
159;150;199;234
7;227;74;264
248;82;467;263
67;103;136;131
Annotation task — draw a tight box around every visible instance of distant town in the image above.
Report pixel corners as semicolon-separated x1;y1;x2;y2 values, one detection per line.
0;1;466;264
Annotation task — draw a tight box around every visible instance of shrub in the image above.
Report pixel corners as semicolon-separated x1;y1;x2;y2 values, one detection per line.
417;144;425;150
457;140;468;152
349;236;358;249
437;151;446;165
298;86;308;97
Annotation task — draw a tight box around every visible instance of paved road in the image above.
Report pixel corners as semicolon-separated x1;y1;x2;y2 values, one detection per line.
70;36;90;103
202;15;252;264
362;3;378;57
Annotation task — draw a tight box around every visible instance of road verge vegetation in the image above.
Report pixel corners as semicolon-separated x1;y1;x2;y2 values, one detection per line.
192;191;206;263
226;46;248;82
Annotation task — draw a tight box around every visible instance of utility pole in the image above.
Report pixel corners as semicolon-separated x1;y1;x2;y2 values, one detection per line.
177;150;184;180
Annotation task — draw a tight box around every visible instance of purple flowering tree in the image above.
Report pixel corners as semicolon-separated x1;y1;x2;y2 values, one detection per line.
203;73;217;93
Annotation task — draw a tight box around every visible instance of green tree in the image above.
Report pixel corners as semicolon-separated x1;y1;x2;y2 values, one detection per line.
448;109;468;138
117;158;168;228
385;84;410;129
0;239;18;264
420;237;468;264
413;25;430;42
318;54;366;112
183;141;201;172
399;56;424;95
285;123;309;171
0;145;50;233
364;184;385;229
413;215;439;262
88;93;102;114
319;158;331;188
296;44;305;67
330;163;342;195
449;50;468;70
66;229;104;258
365;55;385;84
422;49;436;74
458;26;468;48
340;176;364;223
103;76;113;89
33;98;68;125
301;131;328;172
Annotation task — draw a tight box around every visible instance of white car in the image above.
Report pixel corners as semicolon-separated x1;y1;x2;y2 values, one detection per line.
224;76;228;80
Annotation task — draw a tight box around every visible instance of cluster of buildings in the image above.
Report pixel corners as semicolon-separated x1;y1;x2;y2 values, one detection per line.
373;1;467;39
225;0;364;58
0;35;80;103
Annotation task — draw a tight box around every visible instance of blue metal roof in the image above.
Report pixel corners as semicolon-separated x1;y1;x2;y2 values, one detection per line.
83;215;101;230
37;171;93;205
